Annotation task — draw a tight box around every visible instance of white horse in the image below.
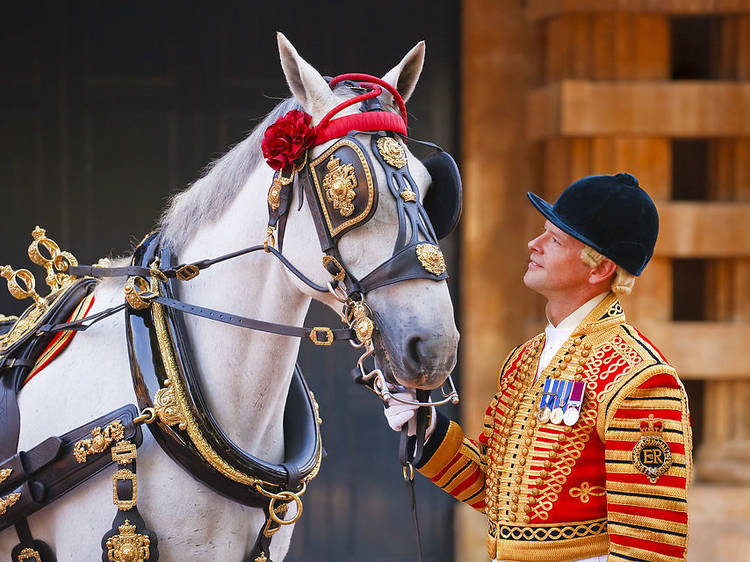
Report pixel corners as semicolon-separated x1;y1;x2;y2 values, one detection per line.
0;34;459;560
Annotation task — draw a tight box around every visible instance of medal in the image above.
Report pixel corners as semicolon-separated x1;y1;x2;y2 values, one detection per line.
562;381;586;426
550;380;573;425
537;379;560;424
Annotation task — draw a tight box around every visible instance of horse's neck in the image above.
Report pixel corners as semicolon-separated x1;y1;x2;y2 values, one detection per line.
174;178;310;463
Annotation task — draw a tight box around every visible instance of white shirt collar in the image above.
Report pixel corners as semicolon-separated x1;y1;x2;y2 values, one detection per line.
537;292;609;378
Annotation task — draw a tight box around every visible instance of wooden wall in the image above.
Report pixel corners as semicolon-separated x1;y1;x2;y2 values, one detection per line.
461;1;750;560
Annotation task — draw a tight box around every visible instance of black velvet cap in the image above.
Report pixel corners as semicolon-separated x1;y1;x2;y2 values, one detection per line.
527;173;659;276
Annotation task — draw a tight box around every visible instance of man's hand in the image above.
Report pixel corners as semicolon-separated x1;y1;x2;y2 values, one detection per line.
383;390;437;439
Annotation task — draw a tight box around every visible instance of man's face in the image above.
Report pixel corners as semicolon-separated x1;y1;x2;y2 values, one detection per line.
523;220;593;299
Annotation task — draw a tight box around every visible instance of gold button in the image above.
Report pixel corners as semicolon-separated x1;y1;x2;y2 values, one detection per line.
575;366;584;373
528;497;537;505
511;495;518;503
557;434;567;442
519;457;526;466
523;515;531;524
564;426;573;434
584;342;592;350
544;460;552;468
509;513;517;522
581;350;590;357
531;488;541;496
523;505;532;513
539;470;548;478
567;345;576;353
524;438;531;446
535;478;544;486
578;358;587;366
530;419;537;428
548;450;558;459
518;466;525;475
513;486;520;494
522;447;529;455
553;443;561;451
503;428;511;436
575;374;583;381
515;476;522;484
560;362;568;370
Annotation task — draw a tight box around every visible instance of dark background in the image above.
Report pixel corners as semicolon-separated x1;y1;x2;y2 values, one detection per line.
0;2;461;560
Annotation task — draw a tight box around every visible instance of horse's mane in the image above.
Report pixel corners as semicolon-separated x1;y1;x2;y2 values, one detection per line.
159;97;303;250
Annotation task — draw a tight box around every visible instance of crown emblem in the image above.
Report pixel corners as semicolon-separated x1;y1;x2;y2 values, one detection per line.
632;414;672;483
639;414;664;436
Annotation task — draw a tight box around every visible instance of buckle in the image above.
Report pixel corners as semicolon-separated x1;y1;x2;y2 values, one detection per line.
112;468;138;510
309;327;334;346
322;256;346;282
16;548;41;562
124;277;156;310
175;264;200;281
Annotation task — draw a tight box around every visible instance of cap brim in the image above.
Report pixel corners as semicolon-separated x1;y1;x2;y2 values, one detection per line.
526;192;607;257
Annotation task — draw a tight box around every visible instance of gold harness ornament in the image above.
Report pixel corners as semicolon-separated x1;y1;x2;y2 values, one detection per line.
74;420;126;463
0;492;20;515
105;520;151;562
376;136;407;168
16;547;42;562
415;243;447;276
322;156;358;217
0;468;11;484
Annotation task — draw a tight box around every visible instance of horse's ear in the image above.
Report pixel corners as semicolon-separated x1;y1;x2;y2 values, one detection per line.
381;41;425;104
277;32;336;122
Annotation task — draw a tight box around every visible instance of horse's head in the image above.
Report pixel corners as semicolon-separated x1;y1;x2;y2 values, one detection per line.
273;34;459;391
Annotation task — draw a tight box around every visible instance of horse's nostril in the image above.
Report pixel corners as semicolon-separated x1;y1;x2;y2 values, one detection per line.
407;336;424;368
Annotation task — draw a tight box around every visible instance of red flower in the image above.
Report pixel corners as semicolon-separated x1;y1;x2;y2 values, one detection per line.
261;110;316;171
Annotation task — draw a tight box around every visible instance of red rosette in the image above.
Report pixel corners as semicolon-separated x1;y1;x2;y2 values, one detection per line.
261;109;316;171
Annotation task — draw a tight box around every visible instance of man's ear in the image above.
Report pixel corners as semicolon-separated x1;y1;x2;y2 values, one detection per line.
588;258;617;285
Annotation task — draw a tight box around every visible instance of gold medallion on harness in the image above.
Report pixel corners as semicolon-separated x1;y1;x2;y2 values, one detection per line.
322;156;358;217
376;136;407;168
415;243;446;276
106;520;150;562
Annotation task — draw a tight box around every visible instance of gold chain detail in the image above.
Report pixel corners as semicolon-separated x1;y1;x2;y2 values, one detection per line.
73;420;125;463
489;518;607;541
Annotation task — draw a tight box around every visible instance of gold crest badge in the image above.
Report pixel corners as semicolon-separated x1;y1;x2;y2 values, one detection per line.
322;156;358;217
416;244;447;276
631;414;673;483
376;136;407;168
106;520;151;562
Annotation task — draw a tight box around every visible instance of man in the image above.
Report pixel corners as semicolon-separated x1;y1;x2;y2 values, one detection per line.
385;173;691;562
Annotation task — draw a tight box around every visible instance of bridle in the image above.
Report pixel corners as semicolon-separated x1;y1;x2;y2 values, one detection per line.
70;73;461;409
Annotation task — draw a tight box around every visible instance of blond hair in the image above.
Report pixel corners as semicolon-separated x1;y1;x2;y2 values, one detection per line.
579;246;635;295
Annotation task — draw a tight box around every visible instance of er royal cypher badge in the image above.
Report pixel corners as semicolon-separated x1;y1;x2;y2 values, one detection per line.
631;414;673;483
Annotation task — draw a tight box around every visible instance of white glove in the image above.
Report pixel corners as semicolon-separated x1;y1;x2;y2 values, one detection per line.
383;391;437;439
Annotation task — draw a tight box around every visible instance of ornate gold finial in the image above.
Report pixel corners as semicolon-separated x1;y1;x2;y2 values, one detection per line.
376;136;407;168
415;244;447;276
322;156;358;217
1;265;45;308
27;225;78;292
106;520;151;562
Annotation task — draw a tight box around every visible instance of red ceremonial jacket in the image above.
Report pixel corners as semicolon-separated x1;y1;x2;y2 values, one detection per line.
416;293;692;561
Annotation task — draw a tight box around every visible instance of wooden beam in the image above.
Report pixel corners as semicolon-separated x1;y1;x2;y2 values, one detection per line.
655;202;750;257
528;80;750;139
639;321;750;379
528;0;750;21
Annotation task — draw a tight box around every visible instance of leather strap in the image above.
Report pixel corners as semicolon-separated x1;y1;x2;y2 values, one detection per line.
150;295;354;343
